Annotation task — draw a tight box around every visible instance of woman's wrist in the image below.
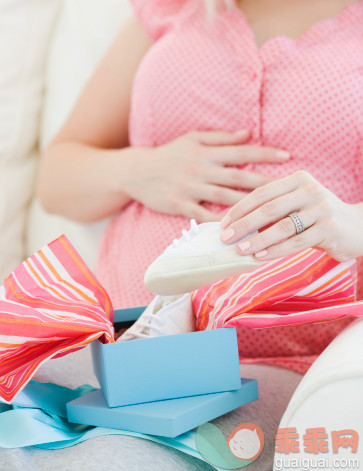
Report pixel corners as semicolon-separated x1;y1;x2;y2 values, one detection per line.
112;146;140;197
114;145;155;200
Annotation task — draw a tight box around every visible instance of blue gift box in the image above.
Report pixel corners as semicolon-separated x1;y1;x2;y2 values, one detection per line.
91;307;241;407
66;378;258;438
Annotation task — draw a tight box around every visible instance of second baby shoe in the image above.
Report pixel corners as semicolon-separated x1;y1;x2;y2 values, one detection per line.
144;219;261;295
117;293;195;342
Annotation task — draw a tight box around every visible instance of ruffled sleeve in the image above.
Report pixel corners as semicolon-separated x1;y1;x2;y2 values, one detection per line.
131;0;193;42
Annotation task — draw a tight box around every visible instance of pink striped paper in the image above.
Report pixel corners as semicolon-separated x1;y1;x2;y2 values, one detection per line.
0;236;114;403
193;249;363;331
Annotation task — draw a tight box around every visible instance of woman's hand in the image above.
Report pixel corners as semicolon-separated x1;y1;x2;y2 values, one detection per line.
220;170;363;262
120;130;290;222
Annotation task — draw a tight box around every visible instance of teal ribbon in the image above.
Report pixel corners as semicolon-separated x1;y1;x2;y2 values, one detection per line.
0;381;218;469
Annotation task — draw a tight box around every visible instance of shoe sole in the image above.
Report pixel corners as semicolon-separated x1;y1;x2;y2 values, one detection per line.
144;254;261;295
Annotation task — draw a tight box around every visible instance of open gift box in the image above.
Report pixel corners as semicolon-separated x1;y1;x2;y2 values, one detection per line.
4;235;363;438
0;235;257;439
68;306;258;437
91;306;243;407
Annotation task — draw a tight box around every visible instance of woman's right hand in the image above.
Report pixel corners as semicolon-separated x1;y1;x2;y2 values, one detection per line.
120;130;291;222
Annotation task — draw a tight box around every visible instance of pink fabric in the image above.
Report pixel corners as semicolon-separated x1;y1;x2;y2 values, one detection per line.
97;0;363;373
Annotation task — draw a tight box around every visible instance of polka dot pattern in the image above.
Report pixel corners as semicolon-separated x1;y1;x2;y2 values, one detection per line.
97;0;363;372
236;317;355;375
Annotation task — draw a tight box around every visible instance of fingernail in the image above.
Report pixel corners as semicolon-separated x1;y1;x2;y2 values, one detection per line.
237;241;251;252
220;228;235;242
220;215;231;228
255;250;267;258
276;151;290;159
235;129;249;136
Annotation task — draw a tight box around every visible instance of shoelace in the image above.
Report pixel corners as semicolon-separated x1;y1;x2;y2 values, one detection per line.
125;312;167;340
172;219;199;248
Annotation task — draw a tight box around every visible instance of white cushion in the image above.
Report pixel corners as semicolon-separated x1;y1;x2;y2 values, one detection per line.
26;0;132;269
0;0;61;281
274;318;363;470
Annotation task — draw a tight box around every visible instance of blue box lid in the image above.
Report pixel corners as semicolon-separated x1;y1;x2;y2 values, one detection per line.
67;378;258;438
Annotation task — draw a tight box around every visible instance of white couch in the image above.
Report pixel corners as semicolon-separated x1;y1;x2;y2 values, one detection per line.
1;0;131;280
1;1;363;469
274;318;363;470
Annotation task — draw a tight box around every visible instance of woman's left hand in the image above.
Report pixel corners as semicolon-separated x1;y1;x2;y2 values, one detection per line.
219;170;363;262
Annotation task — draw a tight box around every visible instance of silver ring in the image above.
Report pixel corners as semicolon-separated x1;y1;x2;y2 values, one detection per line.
288;212;305;234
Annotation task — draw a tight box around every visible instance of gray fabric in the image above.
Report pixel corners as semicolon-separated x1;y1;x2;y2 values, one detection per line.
211;363;303;471
0;346;302;471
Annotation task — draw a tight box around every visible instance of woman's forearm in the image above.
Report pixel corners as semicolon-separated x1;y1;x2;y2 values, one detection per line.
37;142;136;223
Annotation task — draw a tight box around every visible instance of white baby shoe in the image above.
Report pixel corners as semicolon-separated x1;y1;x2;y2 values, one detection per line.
144;219;261;295
117;293;195;342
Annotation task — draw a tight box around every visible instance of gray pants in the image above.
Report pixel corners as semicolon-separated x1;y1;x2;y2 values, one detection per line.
0;347;302;471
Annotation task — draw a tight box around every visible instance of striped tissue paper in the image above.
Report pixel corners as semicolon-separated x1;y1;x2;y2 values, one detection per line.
0;236;114;403
193;249;363;331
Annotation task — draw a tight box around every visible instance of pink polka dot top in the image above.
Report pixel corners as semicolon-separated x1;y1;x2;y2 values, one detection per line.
97;0;363;373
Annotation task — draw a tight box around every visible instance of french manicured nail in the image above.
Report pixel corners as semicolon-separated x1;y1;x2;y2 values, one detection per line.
220;228;235;242
276;151;290;159
237;241;251;252
220;215;231;228
255;250;267;258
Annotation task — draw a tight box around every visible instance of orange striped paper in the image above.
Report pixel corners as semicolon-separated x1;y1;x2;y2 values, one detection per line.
0;236;114;403
192;249;363;331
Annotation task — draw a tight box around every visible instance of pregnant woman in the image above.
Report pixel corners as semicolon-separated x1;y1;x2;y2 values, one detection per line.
37;0;363;469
